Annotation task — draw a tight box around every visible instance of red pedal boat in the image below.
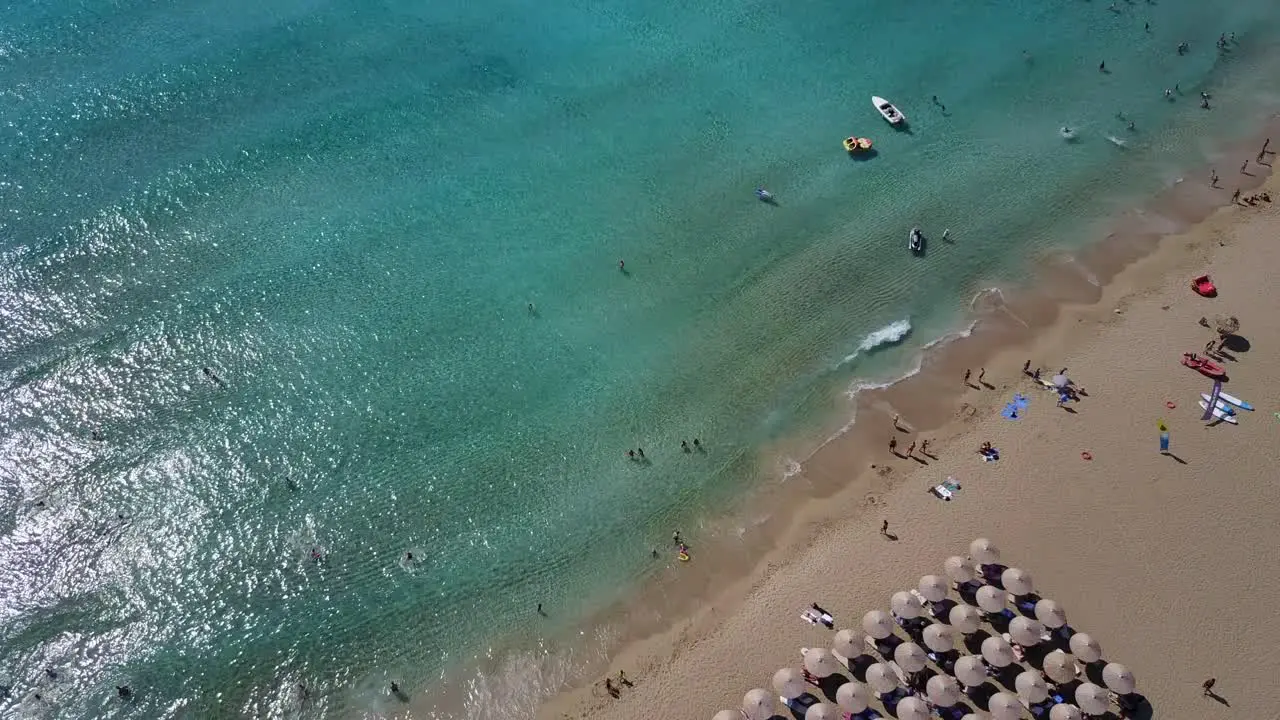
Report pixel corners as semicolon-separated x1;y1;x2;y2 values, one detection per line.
1191;274;1216;297
1182;352;1225;377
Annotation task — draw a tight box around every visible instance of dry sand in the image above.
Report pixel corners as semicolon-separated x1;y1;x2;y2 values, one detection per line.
538;166;1280;719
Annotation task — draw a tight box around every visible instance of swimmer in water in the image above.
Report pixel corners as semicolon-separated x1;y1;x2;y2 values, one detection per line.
202;367;226;388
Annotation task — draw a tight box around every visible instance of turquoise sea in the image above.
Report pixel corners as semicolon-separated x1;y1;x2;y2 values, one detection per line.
2;0;1279;716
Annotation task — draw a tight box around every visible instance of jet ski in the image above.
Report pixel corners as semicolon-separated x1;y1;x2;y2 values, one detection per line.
909;227;924;254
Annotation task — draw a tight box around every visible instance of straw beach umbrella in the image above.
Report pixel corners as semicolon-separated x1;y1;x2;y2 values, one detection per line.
1034;599;1068;628
1076;683;1110;715
863;610;895;639
805;703;840;720
865;663;899;694
954;655;988;687
919;574;949;603
1102;663;1136;694
894;642;927;673
1015;670;1050;704
774;668;807;699
1069;633;1102;663
742;689;774;720
833;629;860;660
949;603;982;633
1049;704;1085;720
989;691;1022;720
1001;567;1034;596
891;591;923;619
923;623;956;652
1213;314;1240;337
976;585;1007;613
927;674;963;707
803;648;841;678
1009;616;1046;647
1043;650;1077;684
969;538;1000;564
1052;373;1070;388
836;681;871;713
896;696;930;720
981;636;1017;667
945;555;977;582
713;711;740;720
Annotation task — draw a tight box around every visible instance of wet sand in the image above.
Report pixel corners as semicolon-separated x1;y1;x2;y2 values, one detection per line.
537;123;1280;720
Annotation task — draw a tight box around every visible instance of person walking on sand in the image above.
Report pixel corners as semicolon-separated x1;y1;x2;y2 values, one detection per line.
1241;160;1249;173
1202;678;1216;695
1232;188;1241;203
889;437;898;455
1023;359;1031;374
892;413;901;430
881;520;890;536
905;440;916;458
921;439;930;456
963;369;971;386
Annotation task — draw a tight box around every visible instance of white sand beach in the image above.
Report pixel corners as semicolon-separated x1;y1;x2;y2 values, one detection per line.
540;161;1280;720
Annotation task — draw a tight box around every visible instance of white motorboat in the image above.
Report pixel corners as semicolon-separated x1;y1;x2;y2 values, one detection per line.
909;227;924;253
872;96;905;125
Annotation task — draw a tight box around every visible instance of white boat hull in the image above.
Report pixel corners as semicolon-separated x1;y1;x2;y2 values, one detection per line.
872;96;905;125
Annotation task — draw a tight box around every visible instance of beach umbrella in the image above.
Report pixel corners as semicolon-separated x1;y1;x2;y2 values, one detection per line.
1001;567;1034;596
1102;663;1136;694
1009;616;1046;647
1034;599;1068;628
1052;373;1070;388
976;585;1008;613
1075;683;1110;716
954;655;988;687
1069;633;1102;663
805;703;840;720
894;642;928;673
742;688;774;720
1015;670;1050;703
803;648;841;678
865;662;899;694
944;555;977;582
927;674;963;707
713;711;740;720
836;681;871;713
923;623;956;652
988;691;1022;720
969;538;1001;565
949;603;982;633
833;629;860;659
919;574;949;603
896;696;930;720
1049;704;1085;720
981;636;1017;667
862;610;895;639
773;668;807;699
1043;650;1078;684
891;591;924;619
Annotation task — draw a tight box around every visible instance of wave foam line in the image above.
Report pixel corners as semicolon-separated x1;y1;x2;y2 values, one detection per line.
837;318;912;367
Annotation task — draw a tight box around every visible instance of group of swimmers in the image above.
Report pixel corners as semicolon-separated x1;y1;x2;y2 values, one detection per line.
629;438;703;461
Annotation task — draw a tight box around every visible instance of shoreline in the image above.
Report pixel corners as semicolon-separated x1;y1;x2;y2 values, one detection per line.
519;115;1280;720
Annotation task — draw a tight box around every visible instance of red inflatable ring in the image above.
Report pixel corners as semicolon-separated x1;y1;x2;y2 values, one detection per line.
1081;451;1093;461
1165;401;1176;409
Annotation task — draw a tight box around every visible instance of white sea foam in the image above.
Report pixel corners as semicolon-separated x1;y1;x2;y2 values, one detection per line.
838;318;912;366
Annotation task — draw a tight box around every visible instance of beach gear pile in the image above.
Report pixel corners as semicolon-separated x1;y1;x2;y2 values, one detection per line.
1001;394;1029;420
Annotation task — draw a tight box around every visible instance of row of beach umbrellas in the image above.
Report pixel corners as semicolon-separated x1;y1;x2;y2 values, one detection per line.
714;538;1135;720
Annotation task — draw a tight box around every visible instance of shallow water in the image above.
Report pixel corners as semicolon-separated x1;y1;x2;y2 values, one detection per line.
1;0;1279;716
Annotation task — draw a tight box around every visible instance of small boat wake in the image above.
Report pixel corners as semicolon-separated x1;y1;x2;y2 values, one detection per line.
1106;134;1129;148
